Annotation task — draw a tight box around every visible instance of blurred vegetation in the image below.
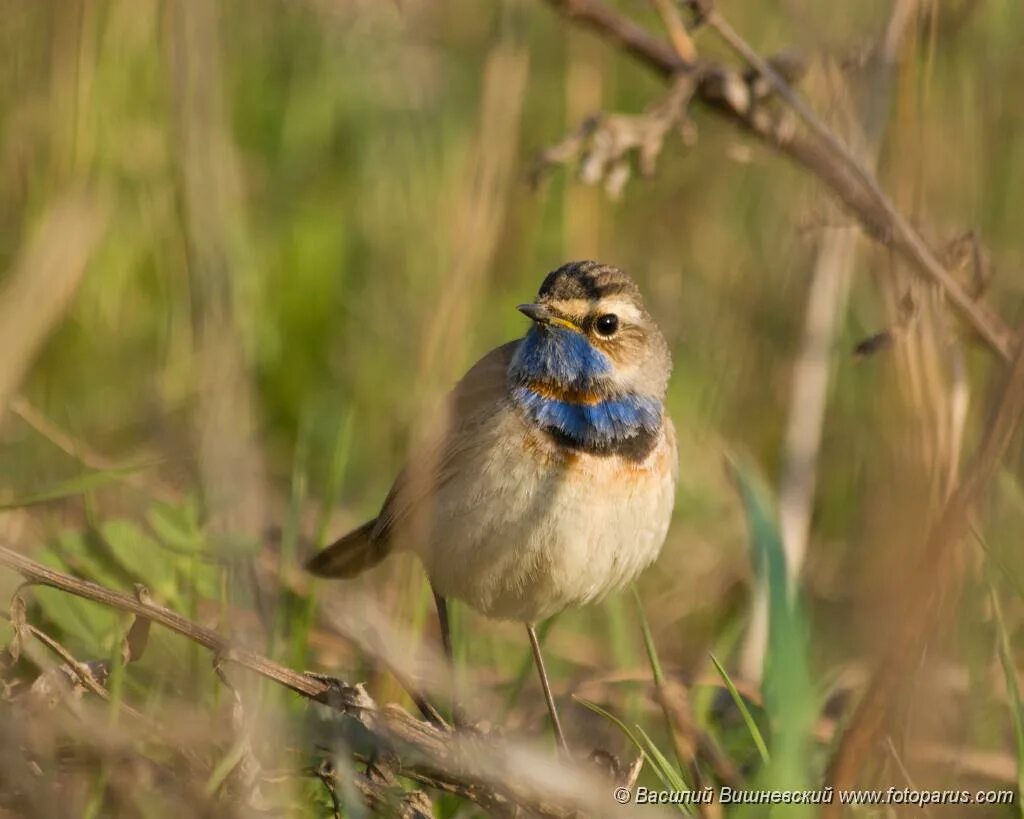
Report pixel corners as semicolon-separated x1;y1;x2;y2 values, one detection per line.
1;0;1024;816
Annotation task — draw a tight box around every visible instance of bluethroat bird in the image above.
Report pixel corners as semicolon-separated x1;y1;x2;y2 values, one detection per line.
306;261;677;751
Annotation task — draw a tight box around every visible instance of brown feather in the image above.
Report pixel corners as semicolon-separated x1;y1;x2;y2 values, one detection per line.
304;520;385;578
306;341;520;576
370;341;519;545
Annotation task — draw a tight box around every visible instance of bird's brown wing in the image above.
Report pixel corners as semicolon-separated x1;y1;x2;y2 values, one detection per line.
305;340;519;577
371;340;520;543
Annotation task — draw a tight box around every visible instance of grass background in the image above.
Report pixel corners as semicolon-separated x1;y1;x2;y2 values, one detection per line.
1;0;1024;815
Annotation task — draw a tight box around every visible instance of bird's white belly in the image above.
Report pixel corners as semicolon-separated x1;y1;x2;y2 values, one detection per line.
416;412;677;622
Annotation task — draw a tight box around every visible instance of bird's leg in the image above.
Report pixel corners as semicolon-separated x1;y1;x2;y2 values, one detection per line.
526;622;570;755
433;590;467;727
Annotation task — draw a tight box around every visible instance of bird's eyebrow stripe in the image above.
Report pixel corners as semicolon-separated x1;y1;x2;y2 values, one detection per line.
540;297;643;324
595;299;642;322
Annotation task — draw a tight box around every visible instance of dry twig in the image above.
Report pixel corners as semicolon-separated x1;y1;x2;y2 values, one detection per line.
0;543;663;818
533;74;698;197
541;0;1018;361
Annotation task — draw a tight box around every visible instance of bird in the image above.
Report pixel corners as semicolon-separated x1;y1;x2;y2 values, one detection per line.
306;260;678;751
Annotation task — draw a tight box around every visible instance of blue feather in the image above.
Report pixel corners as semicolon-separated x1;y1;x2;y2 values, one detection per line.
509;325;662;448
511;386;661;446
511;325;611;389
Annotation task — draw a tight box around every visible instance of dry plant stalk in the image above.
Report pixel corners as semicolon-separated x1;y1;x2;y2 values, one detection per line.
742;0;921;683
0;194;106;421
384;20;532;709
822;334;1024;805
166;0;269;547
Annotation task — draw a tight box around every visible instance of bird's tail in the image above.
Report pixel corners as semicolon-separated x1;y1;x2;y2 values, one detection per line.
304;520;389;578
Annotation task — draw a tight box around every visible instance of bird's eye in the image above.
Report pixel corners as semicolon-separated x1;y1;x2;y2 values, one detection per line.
594;314;619;337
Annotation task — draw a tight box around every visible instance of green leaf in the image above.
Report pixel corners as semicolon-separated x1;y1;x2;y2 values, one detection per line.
48;528;124;591
31;580;117;655
99;519;177;600
727;454;816;799
146;499;206;554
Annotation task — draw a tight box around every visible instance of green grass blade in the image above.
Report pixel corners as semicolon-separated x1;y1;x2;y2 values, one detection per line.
709;652;770;765
314;409;355;550
633;723;691;793
975;524;1024;601
574;694;644;750
203;739;248;797
632;584;691;784
693;612;745;728
0;464;155;510
632;584;665;684
574;696;690;815
269;413;310;664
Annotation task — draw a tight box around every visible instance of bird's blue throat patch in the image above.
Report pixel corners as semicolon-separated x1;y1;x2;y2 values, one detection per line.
511;325;612;390
509;327;662;455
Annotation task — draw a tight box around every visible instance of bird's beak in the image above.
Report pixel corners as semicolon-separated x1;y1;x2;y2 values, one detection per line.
517;303;579;332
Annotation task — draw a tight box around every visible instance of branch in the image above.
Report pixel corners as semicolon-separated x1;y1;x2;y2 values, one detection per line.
0;543;654;818
541;0;1019;362
554;0;690;73
0;545;329;699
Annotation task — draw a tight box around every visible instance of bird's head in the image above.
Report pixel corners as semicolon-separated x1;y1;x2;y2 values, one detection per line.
510;261;671;402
